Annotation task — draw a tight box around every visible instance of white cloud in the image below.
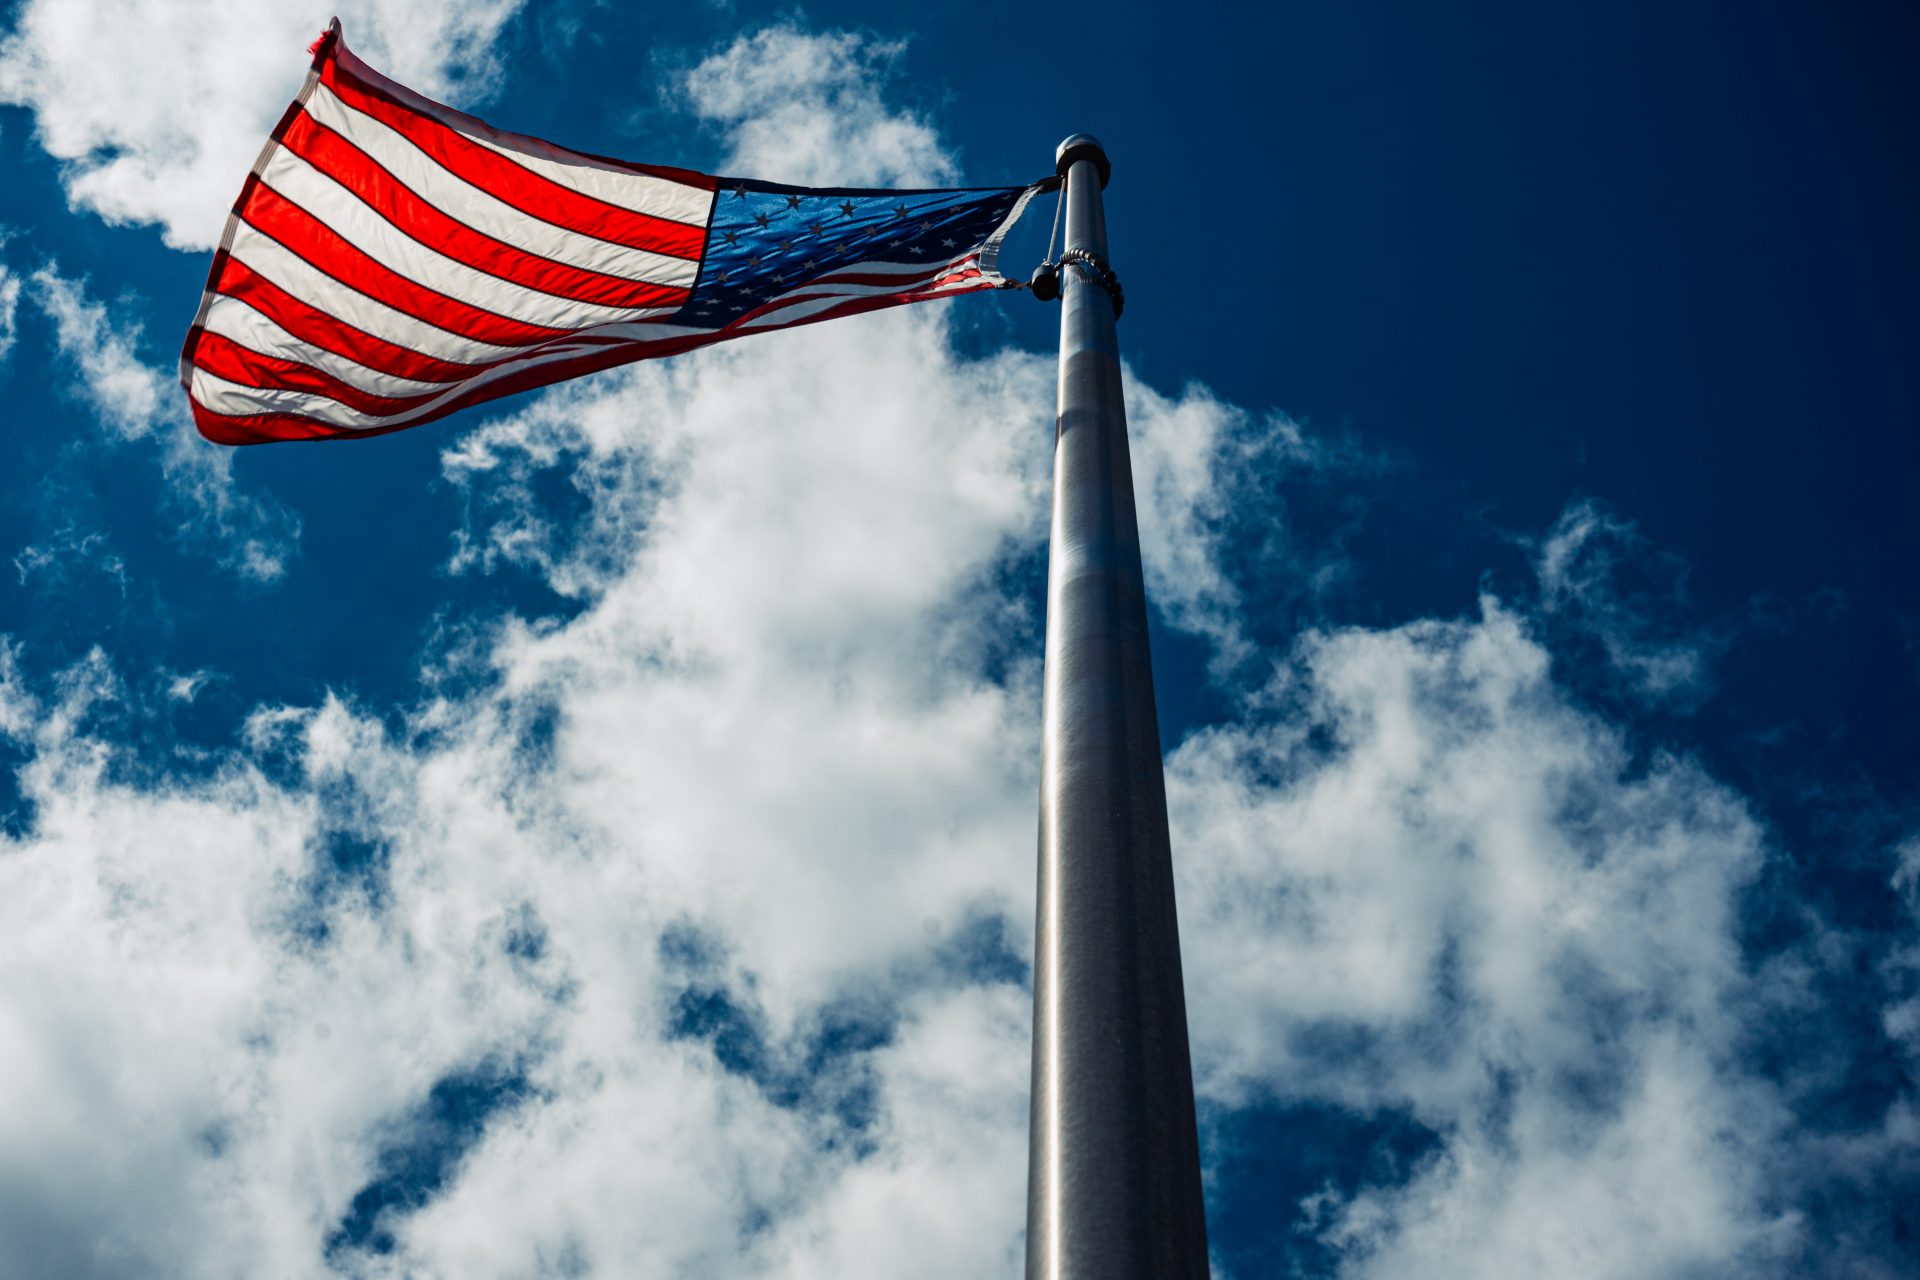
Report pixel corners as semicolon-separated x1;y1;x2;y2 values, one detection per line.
0;1;525;249
1166;599;1816;1275
0;292;1057;1266
439;314;1054;1018
14;524;130;594
1320;1034;1800;1279
29;264;168;439
0;259;20;363
26;262;299;582
1125;378;1379;670
679;26;954;186
1884;838;1920;1077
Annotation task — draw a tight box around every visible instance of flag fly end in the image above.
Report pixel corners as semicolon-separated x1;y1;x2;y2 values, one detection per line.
307;18;340;63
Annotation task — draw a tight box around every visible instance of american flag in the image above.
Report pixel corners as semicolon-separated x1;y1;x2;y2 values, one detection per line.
180;21;1042;445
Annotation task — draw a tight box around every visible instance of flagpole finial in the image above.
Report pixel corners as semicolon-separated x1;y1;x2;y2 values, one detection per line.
1055;133;1111;188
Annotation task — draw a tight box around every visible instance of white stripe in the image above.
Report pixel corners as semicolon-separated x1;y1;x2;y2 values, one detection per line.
305;86;700;290
462;132;714;231
812;253;979;282
333;45;714;229
730;260;982;330
258;150;675;331
200;295;450;397
226;221;526;365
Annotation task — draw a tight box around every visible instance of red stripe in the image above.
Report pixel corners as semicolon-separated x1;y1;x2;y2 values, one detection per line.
280;110;690;313
237;178;575;348
321;61;708;262
194;402;354;445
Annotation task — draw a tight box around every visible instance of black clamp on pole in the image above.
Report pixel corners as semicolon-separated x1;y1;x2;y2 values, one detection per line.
1028;137;1124;317
1055;247;1124;318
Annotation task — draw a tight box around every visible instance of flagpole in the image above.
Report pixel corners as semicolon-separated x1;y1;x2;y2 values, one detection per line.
1026;135;1210;1279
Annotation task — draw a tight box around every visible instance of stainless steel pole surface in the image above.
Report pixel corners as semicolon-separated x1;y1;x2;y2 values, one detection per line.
1026;134;1210;1280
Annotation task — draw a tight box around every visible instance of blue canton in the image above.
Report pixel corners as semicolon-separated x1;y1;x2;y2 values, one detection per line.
682;181;1025;328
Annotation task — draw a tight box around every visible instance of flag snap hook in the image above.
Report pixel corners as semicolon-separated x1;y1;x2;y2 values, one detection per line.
1058;247;1124;318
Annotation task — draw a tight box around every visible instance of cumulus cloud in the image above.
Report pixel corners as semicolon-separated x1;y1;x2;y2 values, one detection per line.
26;263;298;582
439;314;1054;1018
679;26;955;186
0;0;525;249
1168;602;1808;1276
0;653;324;1275
0;301;1057;1273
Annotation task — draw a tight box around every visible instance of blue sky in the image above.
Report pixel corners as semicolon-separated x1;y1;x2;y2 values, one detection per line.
1;2;1915;1277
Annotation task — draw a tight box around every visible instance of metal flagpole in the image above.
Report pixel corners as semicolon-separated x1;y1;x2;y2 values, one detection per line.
1026;135;1210;1279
